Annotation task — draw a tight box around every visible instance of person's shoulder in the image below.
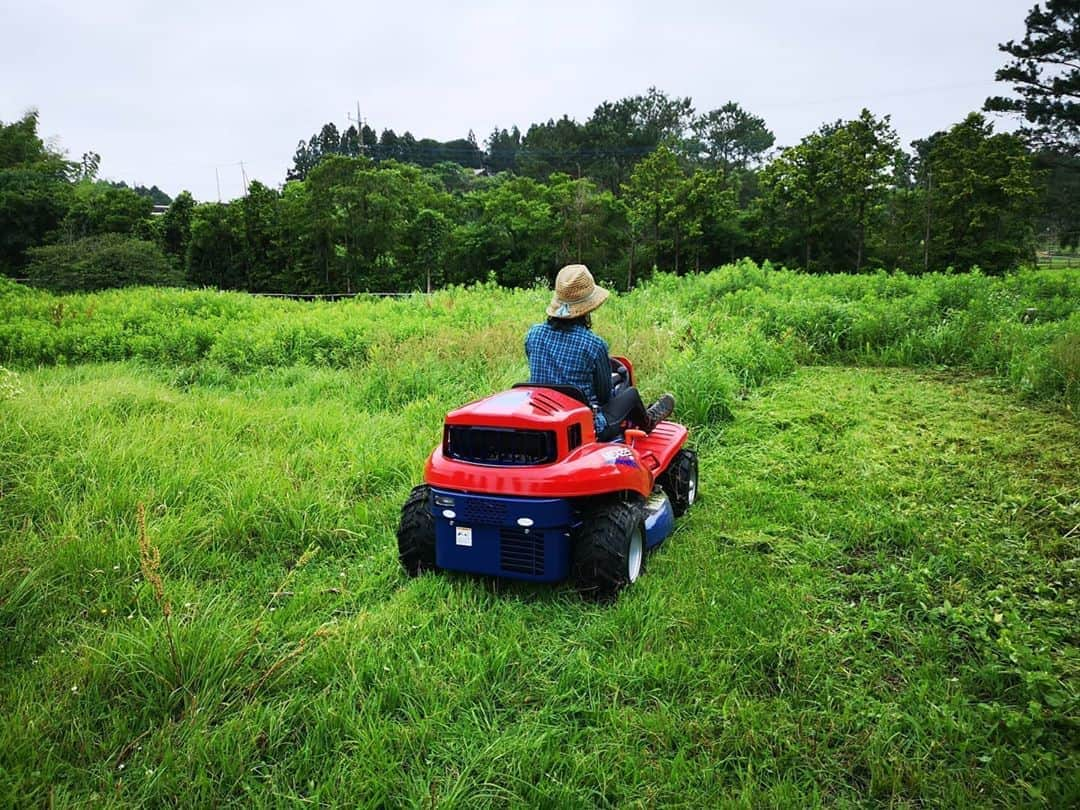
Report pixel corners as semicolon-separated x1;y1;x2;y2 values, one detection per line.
525;322;548;346
581;327;608;354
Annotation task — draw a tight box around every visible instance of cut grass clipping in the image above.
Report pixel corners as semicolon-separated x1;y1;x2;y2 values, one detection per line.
0;262;1077;806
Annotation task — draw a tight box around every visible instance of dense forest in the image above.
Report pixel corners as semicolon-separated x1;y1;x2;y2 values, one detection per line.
1;4;1077;294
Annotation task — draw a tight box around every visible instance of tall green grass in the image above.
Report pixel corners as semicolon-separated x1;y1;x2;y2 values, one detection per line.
2;262;1078;416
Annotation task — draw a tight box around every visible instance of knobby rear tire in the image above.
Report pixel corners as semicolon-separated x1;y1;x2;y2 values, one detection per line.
572;498;645;601
397;484;436;576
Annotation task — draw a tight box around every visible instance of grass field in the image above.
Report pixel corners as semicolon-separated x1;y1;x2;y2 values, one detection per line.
1;264;1078;806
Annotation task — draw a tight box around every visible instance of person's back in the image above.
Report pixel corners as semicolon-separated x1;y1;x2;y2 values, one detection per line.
526;264;673;441
525;320;609;409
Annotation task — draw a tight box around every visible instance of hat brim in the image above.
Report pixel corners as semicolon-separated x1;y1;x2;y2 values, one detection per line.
546;285;609;318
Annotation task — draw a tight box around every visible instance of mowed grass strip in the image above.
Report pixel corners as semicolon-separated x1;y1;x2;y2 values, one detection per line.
0;362;1076;807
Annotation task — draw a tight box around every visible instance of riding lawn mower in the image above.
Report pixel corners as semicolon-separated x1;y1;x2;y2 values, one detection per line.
396;357;697;599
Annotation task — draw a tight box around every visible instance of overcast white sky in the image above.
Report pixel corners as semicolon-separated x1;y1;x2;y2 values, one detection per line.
2;0;1032;202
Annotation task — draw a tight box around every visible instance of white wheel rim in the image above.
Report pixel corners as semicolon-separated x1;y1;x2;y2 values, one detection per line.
687;465;698;505
627;526;643;582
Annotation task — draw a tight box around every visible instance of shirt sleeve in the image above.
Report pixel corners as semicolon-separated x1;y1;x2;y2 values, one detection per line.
593;336;612;406
524;326;535;382
525;324;538;360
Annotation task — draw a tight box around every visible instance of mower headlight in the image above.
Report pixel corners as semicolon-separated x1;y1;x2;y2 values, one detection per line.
434;495;456;507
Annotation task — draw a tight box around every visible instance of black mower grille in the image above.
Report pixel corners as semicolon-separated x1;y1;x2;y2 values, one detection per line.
499;528;545;575
444;426;557;466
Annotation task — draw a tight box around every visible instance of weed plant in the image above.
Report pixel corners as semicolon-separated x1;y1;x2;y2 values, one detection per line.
0;264;1077;805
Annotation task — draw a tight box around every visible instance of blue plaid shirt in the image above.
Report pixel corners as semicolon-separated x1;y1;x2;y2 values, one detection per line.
525;322;611;433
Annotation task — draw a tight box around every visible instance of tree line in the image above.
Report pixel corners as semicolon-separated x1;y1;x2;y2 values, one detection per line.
2;3;1076;294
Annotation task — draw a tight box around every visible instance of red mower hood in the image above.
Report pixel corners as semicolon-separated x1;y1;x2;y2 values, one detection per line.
445;387;591;430
425;385;689;499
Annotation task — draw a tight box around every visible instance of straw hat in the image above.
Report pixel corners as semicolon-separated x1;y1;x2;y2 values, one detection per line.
546;264;610;319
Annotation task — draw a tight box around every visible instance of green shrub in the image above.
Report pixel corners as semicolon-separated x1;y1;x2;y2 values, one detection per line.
25;235;180;292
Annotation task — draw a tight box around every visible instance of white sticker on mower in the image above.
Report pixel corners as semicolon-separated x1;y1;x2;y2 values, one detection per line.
455;527;473;547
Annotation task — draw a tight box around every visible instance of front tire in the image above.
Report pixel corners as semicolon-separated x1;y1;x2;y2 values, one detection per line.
397;485;436;576
571;498;645;601
659;448;698;517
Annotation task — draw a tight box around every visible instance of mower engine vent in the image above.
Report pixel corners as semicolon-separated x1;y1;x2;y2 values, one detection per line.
444;425;557;466
462;498;507;524
499;527;545;575
529;391;561;415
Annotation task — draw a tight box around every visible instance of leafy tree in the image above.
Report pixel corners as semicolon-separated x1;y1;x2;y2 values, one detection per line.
278;180;318;292
160;190;195;267
106;181;171;205
985;1;1080;155
188;203;245;288
304;156;454;291
0;111;74;274
427;162;475;195
517;116;587;180
26;234;177;291
241;181;285;291
360;124;378;153
756;110;899;272
62;181;154;240
485;126;521;174
0;169;71;275
287;138;320;181
755;132;828;269
340;125;361;157
681;168;743;271
396;132;418;165
406;208;450;292
438;135;483;169
690;102;775;169
319;123;342;156
919;113;1039;273
623;145;687;272
452;174;557;287
377;129;401;162
1035;151;1080;247
0;111;71;174
78;151;100;181
833;110;900;271
546;174;602;267
585;88;694;192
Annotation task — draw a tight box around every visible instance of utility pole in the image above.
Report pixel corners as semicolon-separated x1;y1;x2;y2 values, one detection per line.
347;101;366;155
215;167;222;203
240;161;249;196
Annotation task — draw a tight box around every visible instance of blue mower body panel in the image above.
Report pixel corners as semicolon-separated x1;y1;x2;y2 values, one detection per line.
430;486;675;582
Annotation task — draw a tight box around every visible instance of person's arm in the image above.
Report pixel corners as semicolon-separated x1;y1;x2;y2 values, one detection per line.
593;338;612;406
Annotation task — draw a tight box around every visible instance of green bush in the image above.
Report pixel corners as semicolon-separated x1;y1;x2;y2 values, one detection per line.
25;234;179;292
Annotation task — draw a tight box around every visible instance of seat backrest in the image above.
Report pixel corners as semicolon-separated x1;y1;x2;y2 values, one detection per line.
511;382;590;407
